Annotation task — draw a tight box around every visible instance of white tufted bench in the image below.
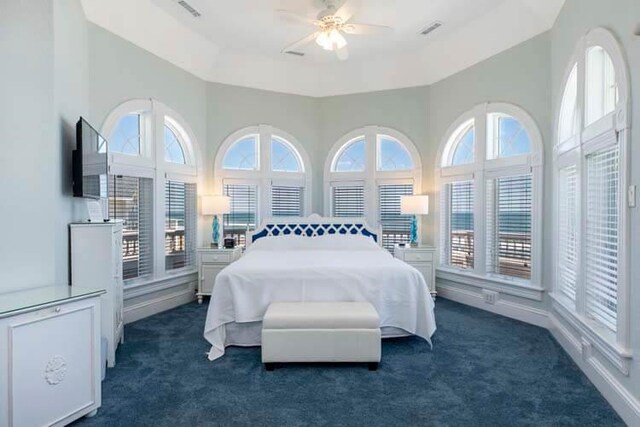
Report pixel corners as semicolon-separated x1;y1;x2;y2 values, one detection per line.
261;302;381;371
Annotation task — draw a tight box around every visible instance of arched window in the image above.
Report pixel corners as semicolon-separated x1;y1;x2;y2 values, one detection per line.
553;28;630;348
101;99;201;284
214;125;311;246
437;103;543;287
325;126;422;250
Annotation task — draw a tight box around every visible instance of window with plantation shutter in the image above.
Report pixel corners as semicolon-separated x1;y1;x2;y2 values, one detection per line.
272;185;304;217
557;165;578;304
486;174;532;280
108;175;154;281
224;183;258;247
378;184;413;251
165;181;197;271
585;146;619;332
447;181;474;269
331;185;365;217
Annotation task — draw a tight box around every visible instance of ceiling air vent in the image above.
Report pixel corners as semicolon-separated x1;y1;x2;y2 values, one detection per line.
284;51;305;57
177;0;201;18
419;21;442;36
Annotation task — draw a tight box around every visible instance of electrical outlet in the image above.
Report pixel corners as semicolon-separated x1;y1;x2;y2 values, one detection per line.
482;290;498;305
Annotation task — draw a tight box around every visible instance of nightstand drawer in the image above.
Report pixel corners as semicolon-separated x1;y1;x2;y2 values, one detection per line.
404;251;434;263
201;252;232;264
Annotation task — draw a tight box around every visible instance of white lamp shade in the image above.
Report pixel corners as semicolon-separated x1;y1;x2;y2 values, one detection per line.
201;195;231;215
400;195;429;215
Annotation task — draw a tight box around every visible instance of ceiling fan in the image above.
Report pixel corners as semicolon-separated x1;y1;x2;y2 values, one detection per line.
279;0;393;61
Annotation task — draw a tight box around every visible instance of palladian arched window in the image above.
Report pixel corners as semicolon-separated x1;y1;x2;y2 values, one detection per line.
325;126;422;250
437;103;543;286
214;125;311;246
553;28;630;347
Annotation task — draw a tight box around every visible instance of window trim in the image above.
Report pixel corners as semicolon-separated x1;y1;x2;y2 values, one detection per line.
436;103;544;290
214;125;312;234
551;27;631;354
324;126;422;238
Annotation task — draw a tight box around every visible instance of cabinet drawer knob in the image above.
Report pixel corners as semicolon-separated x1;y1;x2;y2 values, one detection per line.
55;307;61;313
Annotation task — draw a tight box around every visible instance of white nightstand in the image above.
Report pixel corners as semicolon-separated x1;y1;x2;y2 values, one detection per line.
197;247;242;304
394;245;437;299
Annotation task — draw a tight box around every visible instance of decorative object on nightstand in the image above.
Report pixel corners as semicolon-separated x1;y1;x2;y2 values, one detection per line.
400;195;429;247
196;247;242;304
394;245;437;299
201;195;231;248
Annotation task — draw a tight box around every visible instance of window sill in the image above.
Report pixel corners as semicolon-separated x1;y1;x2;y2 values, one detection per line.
124;269;197;300
436;267;544;301
550;293;632;375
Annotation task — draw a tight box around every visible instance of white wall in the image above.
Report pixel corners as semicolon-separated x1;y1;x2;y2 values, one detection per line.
548;0;640;423
0;0;89;291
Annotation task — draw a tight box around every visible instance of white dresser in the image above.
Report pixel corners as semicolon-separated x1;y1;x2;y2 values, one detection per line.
394;245;437;298
70;221;124;367
197;247;242;304
0;286;104;427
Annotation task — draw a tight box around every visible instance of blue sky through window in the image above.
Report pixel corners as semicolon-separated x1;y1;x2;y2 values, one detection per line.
109;114;141;155
271;138;301;172
335;139;366;172
452;126;475;166
164;125;186;164
223;136;258;170
378;137;413;171
497;116;531;158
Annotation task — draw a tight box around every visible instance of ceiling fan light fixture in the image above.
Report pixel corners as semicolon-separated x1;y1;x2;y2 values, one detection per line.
329;29;347;50
316;31;333;50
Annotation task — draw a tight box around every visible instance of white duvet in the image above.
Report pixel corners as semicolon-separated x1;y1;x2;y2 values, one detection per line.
203;235;436;361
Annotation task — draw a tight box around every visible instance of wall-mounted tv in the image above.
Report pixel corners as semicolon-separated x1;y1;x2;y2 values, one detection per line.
72;117;108;199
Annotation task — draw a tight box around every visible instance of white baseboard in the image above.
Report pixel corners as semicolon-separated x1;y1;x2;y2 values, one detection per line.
124;287;196;324
549;315;640;427
438;284;548;328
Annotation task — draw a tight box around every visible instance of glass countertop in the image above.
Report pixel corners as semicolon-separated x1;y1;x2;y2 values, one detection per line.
0;285;105;318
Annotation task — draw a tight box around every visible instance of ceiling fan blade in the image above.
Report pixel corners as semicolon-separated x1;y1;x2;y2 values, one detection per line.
281;32;318;54
276;9;318;26
335;45;349;61
334;0;361;23
343;23;393;35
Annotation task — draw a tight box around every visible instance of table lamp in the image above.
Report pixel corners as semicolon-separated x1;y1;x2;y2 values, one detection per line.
201;195;231;248
400;195;429;247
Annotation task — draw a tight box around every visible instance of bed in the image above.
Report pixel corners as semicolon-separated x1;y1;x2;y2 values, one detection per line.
203;214;436;361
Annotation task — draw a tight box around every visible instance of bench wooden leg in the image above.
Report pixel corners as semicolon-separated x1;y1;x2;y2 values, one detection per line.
264;363;275;371
368;362;378;371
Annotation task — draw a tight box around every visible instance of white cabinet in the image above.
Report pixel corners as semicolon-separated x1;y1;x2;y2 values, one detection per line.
70;221;124;367
394;245;437;298
197;247;242;304
0;286;104;427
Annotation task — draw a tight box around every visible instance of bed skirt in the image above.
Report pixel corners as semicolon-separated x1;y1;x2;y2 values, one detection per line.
223;321;411;348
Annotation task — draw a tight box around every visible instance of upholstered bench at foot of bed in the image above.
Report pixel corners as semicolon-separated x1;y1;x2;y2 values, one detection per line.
261;302;381;371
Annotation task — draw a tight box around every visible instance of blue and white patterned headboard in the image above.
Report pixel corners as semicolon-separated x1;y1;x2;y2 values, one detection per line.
247;214;381;247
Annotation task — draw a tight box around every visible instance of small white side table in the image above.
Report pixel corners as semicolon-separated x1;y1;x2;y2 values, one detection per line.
196;247;242;304
393;245;437;299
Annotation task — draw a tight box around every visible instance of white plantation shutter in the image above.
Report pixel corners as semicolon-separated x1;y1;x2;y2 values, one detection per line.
448;181;474;269
271;185;304;217
585;146;619;332
165;181;196;271
108;175;154;281
486;174;532;280
378;183;413;251
557;165;578;304
332;184;365;217
224;183;258;247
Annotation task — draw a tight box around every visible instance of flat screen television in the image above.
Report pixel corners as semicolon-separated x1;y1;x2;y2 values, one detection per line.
72;117;108;199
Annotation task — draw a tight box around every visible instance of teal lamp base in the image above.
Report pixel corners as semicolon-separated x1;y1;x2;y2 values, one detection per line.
409;215;418;247
211;215;220;248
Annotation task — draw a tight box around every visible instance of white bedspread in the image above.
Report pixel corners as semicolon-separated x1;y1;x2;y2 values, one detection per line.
203;236;436;361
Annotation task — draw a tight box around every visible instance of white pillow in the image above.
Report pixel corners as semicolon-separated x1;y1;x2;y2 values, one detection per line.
246;233;380;252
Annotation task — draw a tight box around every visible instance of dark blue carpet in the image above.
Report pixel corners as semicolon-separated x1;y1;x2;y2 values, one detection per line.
75;299;623;426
